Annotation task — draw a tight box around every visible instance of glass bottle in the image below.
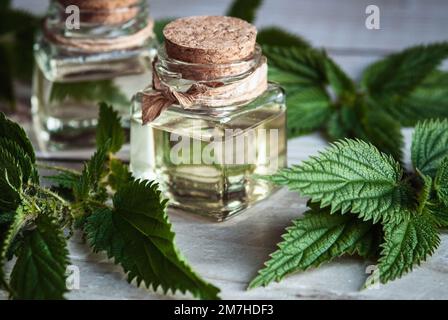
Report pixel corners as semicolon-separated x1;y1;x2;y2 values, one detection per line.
130;16;287;221
32;0;157;151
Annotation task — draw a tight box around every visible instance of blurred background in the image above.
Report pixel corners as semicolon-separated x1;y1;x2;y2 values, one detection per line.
8;0;448;73
1;0;447;136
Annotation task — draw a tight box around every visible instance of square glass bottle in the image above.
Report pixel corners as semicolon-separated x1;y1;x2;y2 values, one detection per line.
32;0;157;151
130;16;287;221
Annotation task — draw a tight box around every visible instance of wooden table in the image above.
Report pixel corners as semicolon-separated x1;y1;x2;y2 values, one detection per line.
2;0;448;300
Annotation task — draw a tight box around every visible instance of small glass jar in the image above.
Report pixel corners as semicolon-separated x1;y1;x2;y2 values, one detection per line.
130;16;287;221
32;0;157;151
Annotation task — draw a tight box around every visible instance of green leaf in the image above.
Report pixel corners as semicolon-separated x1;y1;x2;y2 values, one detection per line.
0;206;28;292
46;171;80;190
380;71;448;127
428;203;448;228
10;214;69;300
0;7;38;78
0;8;37;37
154;18;175;42
411;119;448;178
361;43;448;99
324;57;355;97
0;211;15;226
49;80;129;107
0;113;35;162
85;179;220;300
435;157;448;206
360;109;404;162
376;212;440;284
96;103;125;153
0;148;23;212
263;46;327;87
325;107;359;141
0;138;36;184
286;87;331;137
1;206;31;260
0;0;10;10
257;27;310;48
266;139;412;223
249;207;376;288
226;0;263;23
417;173;433;214
108;158;132;191
74;144;109;200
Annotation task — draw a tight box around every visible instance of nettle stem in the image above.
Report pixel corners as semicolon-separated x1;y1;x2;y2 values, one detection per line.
32;183;69;206
36;163;81;175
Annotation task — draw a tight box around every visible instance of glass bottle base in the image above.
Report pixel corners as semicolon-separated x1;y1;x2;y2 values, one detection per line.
130;88;287;221
32;54;154;152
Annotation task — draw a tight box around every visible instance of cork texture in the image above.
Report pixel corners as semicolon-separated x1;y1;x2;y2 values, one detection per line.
163;16;257;64
57;0;140;24
57;0;140;10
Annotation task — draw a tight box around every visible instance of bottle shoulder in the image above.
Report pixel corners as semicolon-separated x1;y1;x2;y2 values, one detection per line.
132;81;286;131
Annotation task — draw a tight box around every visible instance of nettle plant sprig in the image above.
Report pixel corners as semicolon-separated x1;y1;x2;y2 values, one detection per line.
0;104;219;300
227;1;448;163
258;37;448;162
249;120;448;288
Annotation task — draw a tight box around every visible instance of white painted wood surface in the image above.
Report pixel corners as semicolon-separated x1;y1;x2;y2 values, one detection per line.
2;0;448;300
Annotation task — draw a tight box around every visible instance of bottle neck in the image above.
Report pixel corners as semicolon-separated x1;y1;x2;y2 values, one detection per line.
139;45;268;124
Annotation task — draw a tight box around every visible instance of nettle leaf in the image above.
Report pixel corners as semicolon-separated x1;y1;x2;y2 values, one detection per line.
74;144;109;200
263;46;327;87
85;179;220;300
249;207;376;288
96;103;125;153
0;206;28;292
0;7;38;78
0;149;23;212
361;43;448;99
266;139;412;223
411;119;448;178
49;80;129;107
286;87;331;137
257;27;310;48
46;171;80;190
435;157;448;206
417;174;433;214
226;0;263;23
0;113;35;162
428;202;448;228
1;206;30;260
0;138;36;184
325;107;360;141
108;158;132;191
361;109;404;162
381;71;448;127
376;212;440;285
324;57;355;97
10;214;69;300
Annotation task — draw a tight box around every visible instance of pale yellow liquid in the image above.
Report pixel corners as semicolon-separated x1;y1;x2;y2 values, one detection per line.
131;107;286;221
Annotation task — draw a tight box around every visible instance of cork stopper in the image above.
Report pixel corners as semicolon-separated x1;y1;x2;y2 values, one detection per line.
57;0;141;25
163;16;257;65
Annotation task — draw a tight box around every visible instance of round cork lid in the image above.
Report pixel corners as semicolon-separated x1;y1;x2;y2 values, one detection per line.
57;0;140;10
163;16;257;64
57;0;141;25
